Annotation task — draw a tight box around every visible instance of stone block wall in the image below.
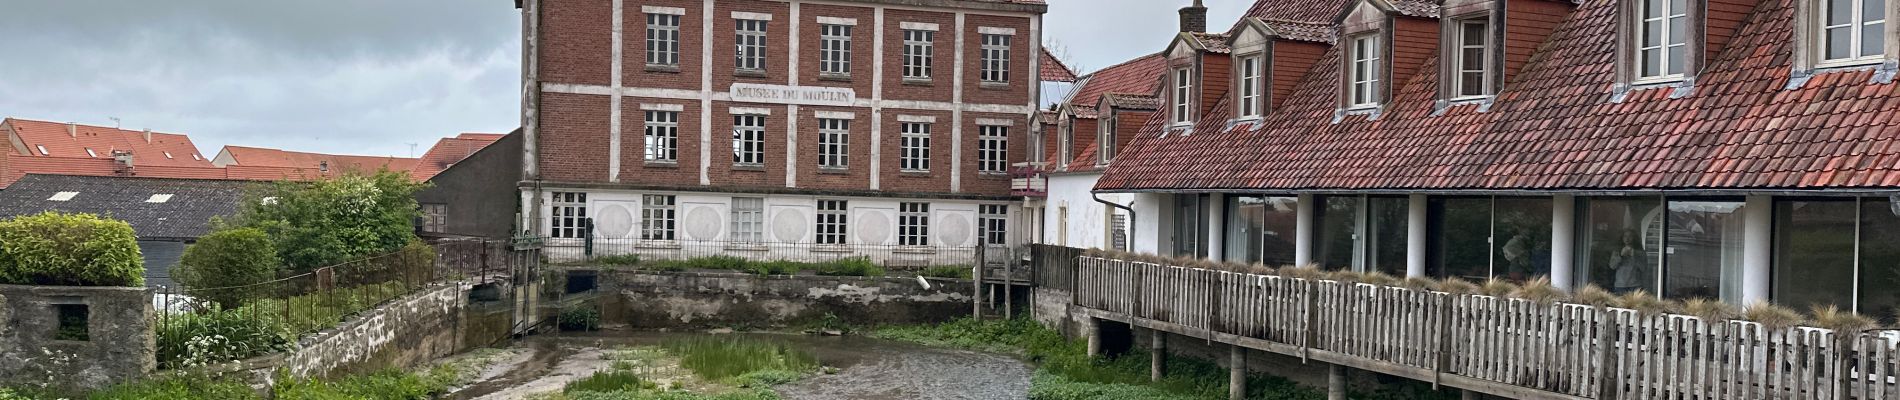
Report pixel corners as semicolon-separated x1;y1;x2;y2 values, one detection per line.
598;270;972;329
0;284;154;391
282;284;469;378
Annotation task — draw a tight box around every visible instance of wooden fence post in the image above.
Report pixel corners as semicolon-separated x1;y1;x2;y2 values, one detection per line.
1594;306;1619;400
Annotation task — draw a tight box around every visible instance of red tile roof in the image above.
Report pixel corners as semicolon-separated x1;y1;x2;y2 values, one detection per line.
2;118;213;168
1099;0;1900;192
1039;49;1078;82
216;146;419;176
1067;53;1169;118
412;133;506;181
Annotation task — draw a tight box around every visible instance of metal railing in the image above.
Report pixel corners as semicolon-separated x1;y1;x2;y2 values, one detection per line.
543;236;1006;272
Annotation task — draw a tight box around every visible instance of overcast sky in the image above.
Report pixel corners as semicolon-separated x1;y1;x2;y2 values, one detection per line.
0;0;1244;159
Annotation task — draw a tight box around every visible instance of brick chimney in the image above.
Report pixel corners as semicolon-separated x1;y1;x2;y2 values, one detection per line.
111;150;135;176
66;122;77;138
1179;0;1207;33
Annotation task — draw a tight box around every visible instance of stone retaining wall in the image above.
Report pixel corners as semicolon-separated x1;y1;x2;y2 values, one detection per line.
597;270;973;329
0;284;154;391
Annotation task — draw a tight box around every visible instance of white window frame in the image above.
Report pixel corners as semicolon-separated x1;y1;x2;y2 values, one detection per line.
1635;0;1690;83
1818;0;1889;66
819;24;853;76
733;114;766;166
1238;55;1263;117
551;192;588;239
647;13;682;66
1173;68;1194;124
645;111;679;162
1454;19;1492;99
900;122;931;172
1098;116;1117;165
1349;34;1383;108
817;200;849;245
978;125;1008;173
980;204;1008;246
903;29;935;80
818;118;849;169
421;203;447;233
980;33;1012;83
730;197;764;243
899;202;930;246
735;19;768;72
641;194;677;241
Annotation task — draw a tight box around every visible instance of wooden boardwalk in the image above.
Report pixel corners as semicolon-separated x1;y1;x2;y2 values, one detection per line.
1071;256;1900;400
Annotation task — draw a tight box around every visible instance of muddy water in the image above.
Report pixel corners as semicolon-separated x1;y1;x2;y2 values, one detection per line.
445;332;1032;400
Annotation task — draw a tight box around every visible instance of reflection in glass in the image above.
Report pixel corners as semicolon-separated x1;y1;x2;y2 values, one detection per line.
1861;198;1900;322
1175;194;1207;258
1260;197;1300;266
1492;197;1553;281
1430;197;1492;280
1225;196;1267;264
1663;200;1746;303
1578;197;1663;294
1367;197;1409;276
1315;196;1362;271
1773;200;1856;313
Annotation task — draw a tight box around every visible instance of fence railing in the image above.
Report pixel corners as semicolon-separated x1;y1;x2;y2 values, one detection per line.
1075;256;1900;400
1030;244;1082;291
543;237;1005;271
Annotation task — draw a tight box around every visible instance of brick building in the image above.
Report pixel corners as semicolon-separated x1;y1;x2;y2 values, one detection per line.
515;0;1048;262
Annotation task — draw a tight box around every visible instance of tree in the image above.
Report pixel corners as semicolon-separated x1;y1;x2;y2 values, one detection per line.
234;170;427;272
0;212;143;286
173;227;281;308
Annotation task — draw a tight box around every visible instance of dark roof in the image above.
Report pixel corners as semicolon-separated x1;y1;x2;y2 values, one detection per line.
1098;0;1900;193
0;174;253;240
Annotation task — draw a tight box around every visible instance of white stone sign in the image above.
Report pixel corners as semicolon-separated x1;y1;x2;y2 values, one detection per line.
729;83;856;107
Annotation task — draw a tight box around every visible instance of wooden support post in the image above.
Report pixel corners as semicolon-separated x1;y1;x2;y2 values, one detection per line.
1229;345;1247;400
1151;330;1168;382
1327;363;1346;400
973;262;984;319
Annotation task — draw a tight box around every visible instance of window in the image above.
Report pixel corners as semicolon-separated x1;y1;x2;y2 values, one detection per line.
903;29;934;79
1175;194;1208;258
36;145;48;156
818;118;849;169
1172;68;1193;123
641;194;676;241
1348;34;1382;107
899;202;930;246
85;148;97;158
980;204;1008;246
1637;0;1689;81
146;194;174;203
551;192;588;239
819;24;852;75
978;125;1008;173
1426;196;1552;281
736;19;768;72
1098;117;1117;164
645;111;679;162
49;191;79;202
733;114;765;166
647;13;681;66
53;304;88;341
900;122;931;171
980;33;1011;83
817;200;849;245
730;197;763;243
1821;0;1887;63
1238;56;1262;117
1455;20;1491;98
420;203;447;233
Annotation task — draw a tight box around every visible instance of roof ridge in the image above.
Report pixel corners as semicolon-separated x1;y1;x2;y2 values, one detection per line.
1075;52;1164;79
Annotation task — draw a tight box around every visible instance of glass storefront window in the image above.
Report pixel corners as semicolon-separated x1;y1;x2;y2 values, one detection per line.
1261;197;1300;266
1175;194;1208;258
1226;196;1267;264
1859;198;1900;321
1429;197;1493;280
1315;196;1362;271
1773;199;1857;313
1493;198;1553;281
1663;200;1746;303
1367;197;1409;276
1577;197;1664;294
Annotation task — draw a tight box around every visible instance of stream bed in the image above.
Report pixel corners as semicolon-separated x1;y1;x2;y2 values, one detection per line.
442;331;1033;400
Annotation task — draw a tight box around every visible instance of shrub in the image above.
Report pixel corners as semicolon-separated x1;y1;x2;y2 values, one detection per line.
0;212;143;286
234;171;426;272
155;305;293;368
812;258;883;277
173;227;281;308
921;265;973;279
560;307;602;332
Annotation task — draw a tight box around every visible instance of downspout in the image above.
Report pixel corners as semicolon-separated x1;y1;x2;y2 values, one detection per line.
1094;192;1135;250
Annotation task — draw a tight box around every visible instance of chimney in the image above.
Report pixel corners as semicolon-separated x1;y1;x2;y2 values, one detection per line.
111;150;135;176
1179;0;1207;33
66;123;77;138
143;129;152;143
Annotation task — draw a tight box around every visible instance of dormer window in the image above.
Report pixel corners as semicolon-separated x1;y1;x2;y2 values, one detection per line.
1453;19;1492;98
1098;115;1117;165
1172;68;1193;124
1238;55;1263;117
1819;0;1887;65
1348;34;1382;108
1636;0;1690;82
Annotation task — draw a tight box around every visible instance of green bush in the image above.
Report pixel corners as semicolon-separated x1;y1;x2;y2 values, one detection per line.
155;305;293;368
920;265;973;279
0;212;143;286
560;306;602;331
234;171;426;272
173;227;281;308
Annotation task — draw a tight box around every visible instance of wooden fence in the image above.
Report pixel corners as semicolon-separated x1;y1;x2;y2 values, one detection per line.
1074;256;1900;400
1030;244;1083;291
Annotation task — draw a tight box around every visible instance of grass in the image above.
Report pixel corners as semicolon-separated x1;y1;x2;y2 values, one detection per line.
84;363;465;400
920;265;974;279
565;370;655;393
640;256;886;277
539;339;818;400
663;337;819;382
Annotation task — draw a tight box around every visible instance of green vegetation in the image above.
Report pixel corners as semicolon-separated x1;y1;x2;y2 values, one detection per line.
232;170;427;272
560;306;603;332
540;339;818;400
154;305;293;369
920;265;974;279
87;362;468;400
638;256;885;277
663;337;818;381
0;212;143;286
173;227;282;308
588;254;643;267
565;371;655;393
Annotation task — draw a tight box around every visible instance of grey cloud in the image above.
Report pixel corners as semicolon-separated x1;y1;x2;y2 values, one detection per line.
1043;0;1250;74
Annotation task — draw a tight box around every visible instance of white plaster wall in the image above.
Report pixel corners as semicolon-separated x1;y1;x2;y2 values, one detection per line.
1042;172;1131;250
1132;192;1172;255
538;188;1013;250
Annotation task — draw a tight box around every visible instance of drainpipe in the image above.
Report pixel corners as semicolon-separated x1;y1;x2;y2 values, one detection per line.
1094;192;1135;251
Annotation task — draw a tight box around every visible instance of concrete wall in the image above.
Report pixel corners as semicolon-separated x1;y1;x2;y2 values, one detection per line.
0;284;153;391
598;270;972;329
416;131;524;239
